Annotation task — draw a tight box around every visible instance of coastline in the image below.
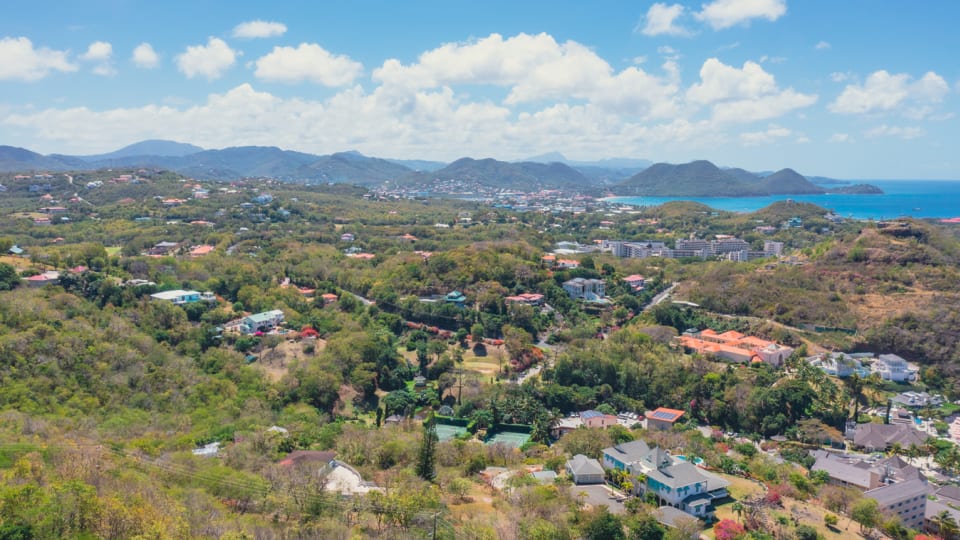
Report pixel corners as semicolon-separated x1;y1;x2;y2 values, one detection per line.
602;180;960;220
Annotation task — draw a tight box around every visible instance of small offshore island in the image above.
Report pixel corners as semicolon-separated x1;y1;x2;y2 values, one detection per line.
826;183;885;195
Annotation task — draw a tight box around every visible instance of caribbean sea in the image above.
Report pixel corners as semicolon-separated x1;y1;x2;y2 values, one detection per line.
604;180;960;220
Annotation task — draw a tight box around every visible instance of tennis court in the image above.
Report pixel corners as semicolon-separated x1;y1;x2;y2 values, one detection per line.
434;424;468;441
484;430;530;448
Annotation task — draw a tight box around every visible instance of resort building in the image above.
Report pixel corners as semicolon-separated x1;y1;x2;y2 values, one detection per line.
677;329;794;367
811;450;928;529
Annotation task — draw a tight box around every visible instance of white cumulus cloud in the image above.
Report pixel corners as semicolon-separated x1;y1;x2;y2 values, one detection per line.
0;36;77;81
233;20;287;39
687;59;777;104
255;43;362;86
372;32;680;119
687;58;816;123
828;133;851;143
1;31;826;159
695;0;787;30
829;69;949;117
132;43;160;69
815;40;831;50
864;124;925;139
639;3;691;37
80;41;115;76
80;41;112;62
176;37;238;80
740;124;791;145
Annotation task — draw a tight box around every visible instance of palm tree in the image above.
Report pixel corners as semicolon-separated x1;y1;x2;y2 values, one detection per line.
932;510;959;540
732;501;745;525
844;373;865;421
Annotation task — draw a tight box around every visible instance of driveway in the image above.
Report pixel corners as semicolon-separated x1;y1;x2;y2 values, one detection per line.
570;484;628;514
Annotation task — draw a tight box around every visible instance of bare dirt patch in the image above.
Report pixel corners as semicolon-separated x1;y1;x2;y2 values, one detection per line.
254;338;326;382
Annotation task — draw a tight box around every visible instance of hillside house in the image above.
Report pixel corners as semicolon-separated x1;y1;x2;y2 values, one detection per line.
23;271;60;287
806;353;870;378
150;290;202;305
846;423;928;452
562;278;605;301
647;408;685;430
623;274;645;291
566;454;604;485
873;353;918;382
148;241;181;256
602;440;728;519
444;291;466;306
504;293;545;306
240;310;285;334
580;410;619;429
189;245;215;257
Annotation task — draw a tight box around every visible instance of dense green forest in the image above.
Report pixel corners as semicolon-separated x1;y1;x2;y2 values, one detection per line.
1;168;958;538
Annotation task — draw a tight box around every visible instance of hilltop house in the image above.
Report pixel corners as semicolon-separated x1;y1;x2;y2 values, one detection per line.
239;310;285;334
602;440;729;519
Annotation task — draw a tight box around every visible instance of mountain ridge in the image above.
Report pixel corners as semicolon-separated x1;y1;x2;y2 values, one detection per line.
612;160;827;197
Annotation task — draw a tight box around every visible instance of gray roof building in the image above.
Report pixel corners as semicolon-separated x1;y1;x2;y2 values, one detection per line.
566;454;605;485
850;423;928;451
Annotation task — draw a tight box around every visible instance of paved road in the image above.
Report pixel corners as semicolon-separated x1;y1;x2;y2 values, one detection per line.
643;282;678;313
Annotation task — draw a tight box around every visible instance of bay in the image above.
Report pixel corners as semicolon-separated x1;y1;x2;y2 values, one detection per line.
604;180;960;220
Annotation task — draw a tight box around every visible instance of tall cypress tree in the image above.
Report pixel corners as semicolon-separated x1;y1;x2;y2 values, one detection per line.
416;419;438;481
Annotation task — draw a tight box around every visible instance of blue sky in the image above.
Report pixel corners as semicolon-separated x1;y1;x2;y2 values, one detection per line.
1;0;958;178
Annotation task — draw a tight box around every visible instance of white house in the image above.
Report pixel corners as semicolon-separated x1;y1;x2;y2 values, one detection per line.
151;289;202;305
873;354;918;382
602;440;727;519
562;278;605;301
240;310;285;334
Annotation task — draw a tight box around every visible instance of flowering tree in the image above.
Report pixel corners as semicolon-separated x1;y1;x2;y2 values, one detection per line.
714;518;746;540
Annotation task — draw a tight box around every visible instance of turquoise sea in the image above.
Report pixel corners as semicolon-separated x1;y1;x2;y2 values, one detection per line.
604;180;960;220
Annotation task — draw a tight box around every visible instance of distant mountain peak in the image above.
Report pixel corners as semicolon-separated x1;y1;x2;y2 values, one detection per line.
523;151;568;163
83;139;204;160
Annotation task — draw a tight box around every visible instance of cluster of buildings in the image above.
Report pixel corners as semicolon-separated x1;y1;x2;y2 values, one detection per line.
806;352;920;382
601;237;783;262
811;450;929;529
677;329;794;367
